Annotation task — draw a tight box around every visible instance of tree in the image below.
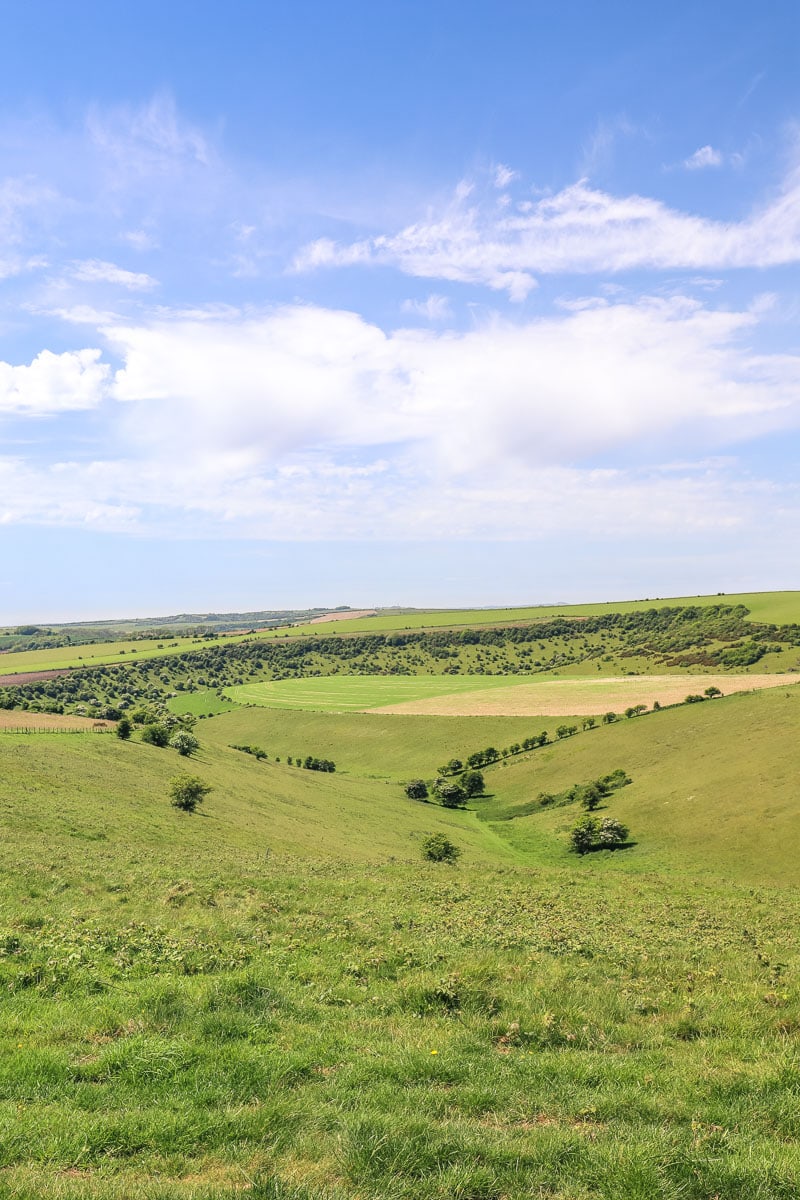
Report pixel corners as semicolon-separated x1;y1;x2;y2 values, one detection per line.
602;712;617;724
461;770;485;798
704;686;722;699
116;716;132;740
405;779;429;801
170;731;199;757
569;816;599;854
579;782;603;811
597;817;629;846
435;780;467;809
421;834;461;863
141;722;170;747
169;773;212;813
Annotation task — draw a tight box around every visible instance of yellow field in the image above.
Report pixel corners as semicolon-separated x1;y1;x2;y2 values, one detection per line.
0;712;112;732
368;673;800;716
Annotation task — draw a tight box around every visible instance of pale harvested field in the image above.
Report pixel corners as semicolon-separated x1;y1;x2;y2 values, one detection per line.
368;673;800;716
308;609;377;624
0;711;112;732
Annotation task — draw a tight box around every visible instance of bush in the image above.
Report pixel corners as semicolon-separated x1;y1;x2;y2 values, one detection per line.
421;834;461;863
116;717;132;740
569;814;630;853
169;773;212;813
141;722;170;747
434;780;467;809
405;779;429;801
461;770;485;797
170;731;199;757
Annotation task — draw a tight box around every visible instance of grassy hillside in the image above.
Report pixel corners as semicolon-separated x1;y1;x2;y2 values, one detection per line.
2;712;800;1197
201;707;574;781
477;682;800;885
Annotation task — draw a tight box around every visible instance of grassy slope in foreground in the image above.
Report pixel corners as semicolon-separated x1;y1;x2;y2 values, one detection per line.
3;704;800;1196
479;681;800;885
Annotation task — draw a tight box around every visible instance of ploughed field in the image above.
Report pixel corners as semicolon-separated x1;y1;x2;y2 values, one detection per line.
224;672;800;715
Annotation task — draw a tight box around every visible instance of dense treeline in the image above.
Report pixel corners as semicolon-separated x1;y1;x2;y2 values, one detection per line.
1;605;797;717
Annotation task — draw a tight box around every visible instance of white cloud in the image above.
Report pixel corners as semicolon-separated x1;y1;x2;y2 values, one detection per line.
0;348;110;414
400;294;452;321
684;145;724;170
493;164;518;189
3;294;800;539
72;259;158;290
293;159;800;295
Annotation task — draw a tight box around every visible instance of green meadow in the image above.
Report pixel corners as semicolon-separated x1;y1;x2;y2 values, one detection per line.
1;684;800;1197
223;674;514;711
3;602;800;1197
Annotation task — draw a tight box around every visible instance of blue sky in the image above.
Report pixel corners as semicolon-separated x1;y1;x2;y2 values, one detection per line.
1;1;799;620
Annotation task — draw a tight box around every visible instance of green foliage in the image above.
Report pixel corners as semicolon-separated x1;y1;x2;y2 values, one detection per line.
569;814;630;853
231;742;268;760
169;772;212;812
434;779;468;809
421;833;461;861
460;769;485;797
404;779;429;801
115;716;132;740
169;730;199;757
141;722;170;747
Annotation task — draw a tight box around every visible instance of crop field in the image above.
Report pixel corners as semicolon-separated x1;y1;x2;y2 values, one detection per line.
0;711;113;732
372;672;800;715
224;674;515;711
223;672;800;716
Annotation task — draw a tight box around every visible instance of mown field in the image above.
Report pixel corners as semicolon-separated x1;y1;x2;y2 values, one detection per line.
224;672;800;716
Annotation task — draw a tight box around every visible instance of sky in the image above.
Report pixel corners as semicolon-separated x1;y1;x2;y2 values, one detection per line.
1;0;799;620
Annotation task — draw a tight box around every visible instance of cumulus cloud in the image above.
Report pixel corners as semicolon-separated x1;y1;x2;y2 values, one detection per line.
4;293;800;540
684;145;723;169
72;259;158;290
293;160;800;295
0;348;110;414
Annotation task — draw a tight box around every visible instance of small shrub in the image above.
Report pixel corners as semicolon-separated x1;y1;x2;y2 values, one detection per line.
116;717;132;740
435;780;467;809
170;731;199;757
141;722;170;747
405;779;429;801
421;834;461;863
169;774;212;813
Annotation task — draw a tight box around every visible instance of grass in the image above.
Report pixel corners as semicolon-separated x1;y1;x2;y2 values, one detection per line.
4;677;800;1195
222;671;798;716
167;691;242;718
224;675;516;711
3;589;799;678
201;707;576;780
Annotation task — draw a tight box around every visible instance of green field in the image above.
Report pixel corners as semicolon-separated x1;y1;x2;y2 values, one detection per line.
3;688;800;1196
3;589;799;678
224;674;516;711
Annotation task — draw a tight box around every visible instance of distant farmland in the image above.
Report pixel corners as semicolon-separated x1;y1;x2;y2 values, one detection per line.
225;672;800;715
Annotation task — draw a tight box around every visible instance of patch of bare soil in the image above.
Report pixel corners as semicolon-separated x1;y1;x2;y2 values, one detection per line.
0;669;71;686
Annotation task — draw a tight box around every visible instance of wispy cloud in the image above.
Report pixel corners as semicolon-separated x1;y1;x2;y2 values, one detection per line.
72;259;158;290
293;158;800;296
400;294;452;321
683;144;723;169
